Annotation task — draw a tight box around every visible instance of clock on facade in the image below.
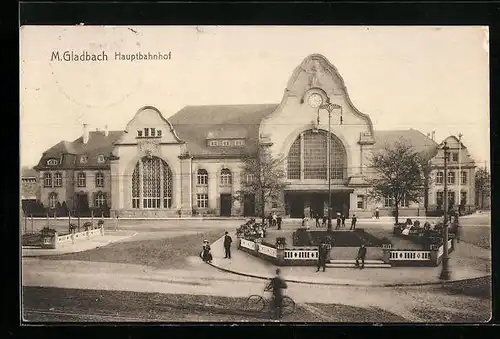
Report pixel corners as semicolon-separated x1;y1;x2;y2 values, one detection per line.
307;93;323;108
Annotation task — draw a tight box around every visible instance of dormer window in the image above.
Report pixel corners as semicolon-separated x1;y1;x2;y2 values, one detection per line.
209;140;218;146
144;128;150;137
97;154;105;163
80;155;88;164
222;140;230;146
137;130;143;137
157;130;162;137
234;139;244;146
150;128;156;136
47;159;58;166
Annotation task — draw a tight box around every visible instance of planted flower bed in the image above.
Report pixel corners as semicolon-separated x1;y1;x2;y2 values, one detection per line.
292;229;386;247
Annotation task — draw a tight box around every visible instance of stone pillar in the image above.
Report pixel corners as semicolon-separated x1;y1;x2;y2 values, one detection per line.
276;247;286;266
179;156;192;215
382;247;391;264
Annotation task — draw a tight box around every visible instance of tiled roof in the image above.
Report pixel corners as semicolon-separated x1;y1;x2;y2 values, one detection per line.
21;167;37;178
35;131;123;170
373;129;439;159
168;104;278;157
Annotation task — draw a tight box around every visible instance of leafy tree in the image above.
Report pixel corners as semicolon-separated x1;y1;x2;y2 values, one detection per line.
234;146;287;224
367;140;427;224
475;167;490;209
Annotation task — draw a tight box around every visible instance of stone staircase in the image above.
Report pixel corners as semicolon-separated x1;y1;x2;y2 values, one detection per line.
326;259;391;269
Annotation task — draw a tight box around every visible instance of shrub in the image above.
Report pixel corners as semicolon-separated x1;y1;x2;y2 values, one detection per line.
276;237;287;247
83;221;92;231
40;226;57;237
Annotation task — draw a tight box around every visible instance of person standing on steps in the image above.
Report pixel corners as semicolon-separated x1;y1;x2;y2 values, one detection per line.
316;238;330;272
355;244;367;269
350;214;357;230
223;231;232;259
341;214;346;228
375;207;380;219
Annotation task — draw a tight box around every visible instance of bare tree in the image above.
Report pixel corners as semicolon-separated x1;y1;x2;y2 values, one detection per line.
234;147;287;224
475;167;490;210
367;140;427;224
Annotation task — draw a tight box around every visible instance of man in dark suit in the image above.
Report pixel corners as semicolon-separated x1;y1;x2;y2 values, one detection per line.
223;231;232;259
267;268;288;320
277;215;282;230
350;214;357;230
355;244;367;269
316;239;330;272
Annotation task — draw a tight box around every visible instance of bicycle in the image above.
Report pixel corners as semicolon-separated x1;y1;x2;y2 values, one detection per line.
244;284;296;317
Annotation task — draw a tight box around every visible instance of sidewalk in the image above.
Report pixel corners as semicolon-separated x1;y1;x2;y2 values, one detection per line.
21;230;137;257
209;232;491;287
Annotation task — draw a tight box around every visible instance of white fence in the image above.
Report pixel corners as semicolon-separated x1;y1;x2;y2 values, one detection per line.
284;249;319;260
258;244;277;258
240;238;256;251
390;250;431;261
57;228;102;244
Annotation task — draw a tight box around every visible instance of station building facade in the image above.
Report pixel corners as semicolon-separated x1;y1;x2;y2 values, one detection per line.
33;54;476;218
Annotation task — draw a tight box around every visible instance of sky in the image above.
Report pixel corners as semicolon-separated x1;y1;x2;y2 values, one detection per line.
20;26;490;168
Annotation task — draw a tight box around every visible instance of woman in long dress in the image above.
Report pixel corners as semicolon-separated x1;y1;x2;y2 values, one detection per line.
201;240;213;263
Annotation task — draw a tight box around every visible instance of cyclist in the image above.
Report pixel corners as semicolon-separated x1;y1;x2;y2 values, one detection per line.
266;268;288;320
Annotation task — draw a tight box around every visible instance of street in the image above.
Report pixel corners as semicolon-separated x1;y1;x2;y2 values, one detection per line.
21;212;491;323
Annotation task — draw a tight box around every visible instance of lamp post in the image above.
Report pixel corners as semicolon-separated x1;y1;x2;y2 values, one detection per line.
318;102;342;231
440;141;451;280
457;133;462;215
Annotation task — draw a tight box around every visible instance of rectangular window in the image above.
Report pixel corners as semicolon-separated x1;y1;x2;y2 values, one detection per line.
209;140;218;146
357;195;365;209
150;128;155;137
197;194;208;208
157;130;162;137
436;171;443;184
384;196;393;208
234;139;244;146
400;195;409;208
97;154;105;163
137;130;143;137
448;191;456;206
77;173;86;187
43;173;52;187
448;171;455;184
222;140;230;146
436;192;444;207
54;173;62;187
461;171;467;185
96;172;104;187
452;153;459;162
144;128;149;137
460;191;467;205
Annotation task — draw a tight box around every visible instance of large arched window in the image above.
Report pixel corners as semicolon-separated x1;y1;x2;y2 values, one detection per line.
286;130;347;180
197;169;208;185
131;157;173;209
220;168;232;185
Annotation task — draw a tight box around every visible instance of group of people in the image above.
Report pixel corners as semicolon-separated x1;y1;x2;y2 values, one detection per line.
267;212;283;230
236;218;267;239
307;212;358;230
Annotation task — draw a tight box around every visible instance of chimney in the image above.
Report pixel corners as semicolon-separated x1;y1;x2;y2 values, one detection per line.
83;124;89;144
104;125;109;137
